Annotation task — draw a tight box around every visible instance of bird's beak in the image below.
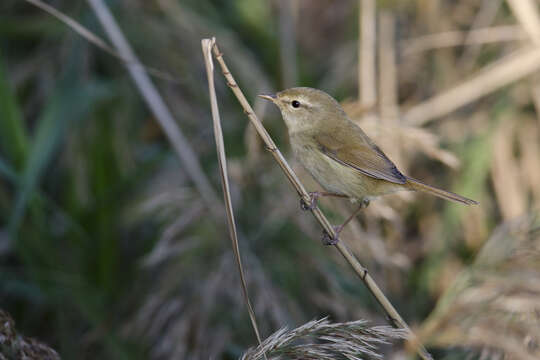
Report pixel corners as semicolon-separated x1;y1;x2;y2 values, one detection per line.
258;94;277;102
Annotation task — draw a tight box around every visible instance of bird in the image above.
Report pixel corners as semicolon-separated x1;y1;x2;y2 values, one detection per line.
259;87;477;244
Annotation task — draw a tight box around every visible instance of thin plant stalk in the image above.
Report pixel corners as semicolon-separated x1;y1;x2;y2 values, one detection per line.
403;45;540;126
457;0;503;71
359;0;376;107
201;39;265;350
23;0;178;83
207;38;432;360
402;25;524;56
506;0;540;45
378;11;401;165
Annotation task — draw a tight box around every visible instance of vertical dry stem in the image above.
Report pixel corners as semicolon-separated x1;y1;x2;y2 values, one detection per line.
531;82;540;126
506;0;540;45
207;38;432;360
201;39;264;349
378;11;401;166
457;0;503;70
378;12;398;119
359;0;376;108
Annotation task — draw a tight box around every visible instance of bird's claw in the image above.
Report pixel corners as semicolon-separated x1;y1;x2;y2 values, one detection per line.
300;192;320;211
361;198;370;208
300;198;313;211
321;227;340;245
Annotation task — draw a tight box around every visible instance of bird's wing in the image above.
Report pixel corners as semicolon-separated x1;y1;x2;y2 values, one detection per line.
315;131;406;184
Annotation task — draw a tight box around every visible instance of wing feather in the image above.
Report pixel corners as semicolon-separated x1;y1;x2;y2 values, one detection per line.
315;132;406;184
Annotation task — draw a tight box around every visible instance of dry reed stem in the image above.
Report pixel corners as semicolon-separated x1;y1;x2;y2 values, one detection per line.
491;117;527;220
201;39;264;349
506;0;540;46
532;82;540;127
402;25;525;56
206;38;432;360
359;0;376;108
518;121;540;205
378;12;398;119
457;0;503;70
86;0;222;219
404;45;540;126
378;11;401;167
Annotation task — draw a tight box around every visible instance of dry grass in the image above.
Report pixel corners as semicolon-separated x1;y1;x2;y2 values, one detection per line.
202;37;264;348
206;37;432;359
4;0;540;359
418;216;540;359
0;310;60;360
241;317;406;360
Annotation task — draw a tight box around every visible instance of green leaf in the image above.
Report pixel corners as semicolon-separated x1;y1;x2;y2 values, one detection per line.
8;76;107;238
0;51;28;168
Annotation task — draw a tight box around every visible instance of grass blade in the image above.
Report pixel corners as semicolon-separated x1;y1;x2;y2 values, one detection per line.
0;52;28;168
201;37;264;349
9;75;107;239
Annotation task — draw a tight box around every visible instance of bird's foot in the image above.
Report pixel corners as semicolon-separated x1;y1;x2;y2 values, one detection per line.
301;191;350;210
321;200;369;245
361;198;370;208
300;191;321;211
321;226;342;246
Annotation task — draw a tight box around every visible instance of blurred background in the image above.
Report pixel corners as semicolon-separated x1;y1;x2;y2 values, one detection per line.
1;0;540;359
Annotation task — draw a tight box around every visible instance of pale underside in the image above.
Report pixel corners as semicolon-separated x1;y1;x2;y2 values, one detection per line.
290;133;406;202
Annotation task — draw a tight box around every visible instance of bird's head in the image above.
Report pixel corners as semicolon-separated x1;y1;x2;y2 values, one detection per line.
259;87;345;133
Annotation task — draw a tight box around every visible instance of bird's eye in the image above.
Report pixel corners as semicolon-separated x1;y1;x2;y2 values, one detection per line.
291;100;300;108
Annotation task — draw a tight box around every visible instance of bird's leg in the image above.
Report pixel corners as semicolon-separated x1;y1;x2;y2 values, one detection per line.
300;191;349;211
335;198;369;232
321;198;370;245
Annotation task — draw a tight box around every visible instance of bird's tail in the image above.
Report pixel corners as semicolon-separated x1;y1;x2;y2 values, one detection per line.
405;177;478;205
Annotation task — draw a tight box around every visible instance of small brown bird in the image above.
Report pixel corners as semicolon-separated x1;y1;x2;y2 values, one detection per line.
259;87;477;244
